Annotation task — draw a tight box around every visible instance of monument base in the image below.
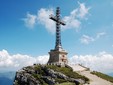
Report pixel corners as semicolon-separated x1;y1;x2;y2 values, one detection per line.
48;49;68;65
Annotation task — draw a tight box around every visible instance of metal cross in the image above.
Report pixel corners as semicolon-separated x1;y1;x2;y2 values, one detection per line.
49;7;66;50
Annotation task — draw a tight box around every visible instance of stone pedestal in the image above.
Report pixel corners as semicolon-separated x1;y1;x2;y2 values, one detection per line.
48;49;68;65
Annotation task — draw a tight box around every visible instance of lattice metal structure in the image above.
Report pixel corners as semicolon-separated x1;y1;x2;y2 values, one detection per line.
50;7;66;50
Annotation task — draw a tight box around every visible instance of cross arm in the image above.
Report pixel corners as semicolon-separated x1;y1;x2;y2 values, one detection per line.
49;15;57;22
59;20;66;25
49;15;66;26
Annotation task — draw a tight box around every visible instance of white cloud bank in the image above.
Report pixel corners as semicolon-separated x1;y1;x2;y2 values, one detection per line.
69;51;113;73
0;49;49;71
23;2;90;33
0;49;113;73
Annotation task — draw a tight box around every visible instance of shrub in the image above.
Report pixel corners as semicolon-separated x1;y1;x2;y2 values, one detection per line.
55;78;67;83
56;82;75;85
46;65;89;82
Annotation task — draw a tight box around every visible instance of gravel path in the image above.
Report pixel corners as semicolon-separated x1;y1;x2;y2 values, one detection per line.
80;71;113;85
69;64;113;85
68;64;88;71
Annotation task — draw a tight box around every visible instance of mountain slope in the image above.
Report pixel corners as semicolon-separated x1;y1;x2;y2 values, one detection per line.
14;64;89;85
0;72;15;85
108;73;113;77
69;64;113;85
13;64;113;85
80;71;113;85
0;77;13;85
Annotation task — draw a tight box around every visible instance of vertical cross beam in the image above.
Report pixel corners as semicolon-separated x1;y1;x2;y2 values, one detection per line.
50;7;66;50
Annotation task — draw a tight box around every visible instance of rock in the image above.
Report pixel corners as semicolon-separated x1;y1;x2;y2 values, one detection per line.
44;68;57;78
14;71;40;85
69;78;84;84
42;76;55;85
13;64;87;85
56;72;68;80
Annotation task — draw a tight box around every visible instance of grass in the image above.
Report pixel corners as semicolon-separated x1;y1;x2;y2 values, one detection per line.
32;65;89;84
32;73;48;85
16;65;90;85
55;78;67;83
55;82;75;85
34;65;46;75
46;65;89;82
91;71;113;83
32;65;48;85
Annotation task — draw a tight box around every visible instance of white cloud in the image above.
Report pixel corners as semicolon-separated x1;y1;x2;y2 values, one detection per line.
77;2;90;18
112;45;113;47
63;2;90;31
0;49;49;71
80;35;94;44
23;2;90;33
69;51;113;73
0;50;113;73
96;32;106;39
80;32;106;44
63;9;81;31
37;8;55;34
22;13;37;29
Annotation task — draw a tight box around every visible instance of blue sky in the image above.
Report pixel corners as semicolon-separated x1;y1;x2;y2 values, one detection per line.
0;0;113;73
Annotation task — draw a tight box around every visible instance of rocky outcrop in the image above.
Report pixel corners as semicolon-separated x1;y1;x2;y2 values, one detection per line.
13;64;88;85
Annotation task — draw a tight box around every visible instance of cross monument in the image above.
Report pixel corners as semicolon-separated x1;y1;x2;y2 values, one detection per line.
48;7;68;65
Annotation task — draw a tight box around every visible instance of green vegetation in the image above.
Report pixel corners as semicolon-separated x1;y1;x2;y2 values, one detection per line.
91;71;113;83
34;65;46;75
32;65;48;85
14;81;20;85
55;78;67;83
46;65;89;82
56;82;75;85
15;65;90;85
32;73;48;85
31;65;89;85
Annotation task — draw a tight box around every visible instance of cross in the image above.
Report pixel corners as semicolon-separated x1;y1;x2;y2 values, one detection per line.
49;7;66;50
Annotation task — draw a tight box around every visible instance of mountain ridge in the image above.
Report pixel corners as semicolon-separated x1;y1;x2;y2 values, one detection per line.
0;71;15;85
13;64;113;85
13;64;89;85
